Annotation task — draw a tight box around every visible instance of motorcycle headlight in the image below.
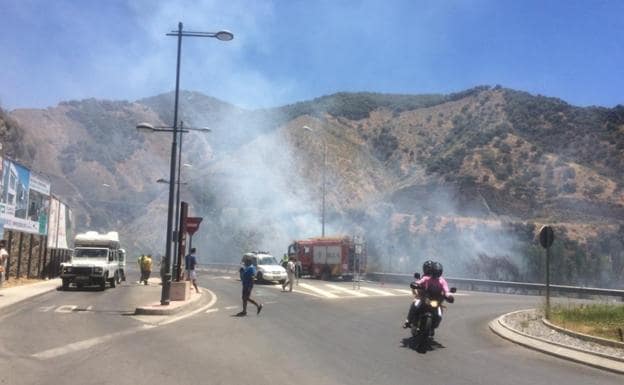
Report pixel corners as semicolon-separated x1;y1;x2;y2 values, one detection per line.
430;300;439;308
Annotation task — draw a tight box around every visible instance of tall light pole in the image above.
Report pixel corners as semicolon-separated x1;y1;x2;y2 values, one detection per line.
303;125;327;237
137;118;213;305
152;22;231;305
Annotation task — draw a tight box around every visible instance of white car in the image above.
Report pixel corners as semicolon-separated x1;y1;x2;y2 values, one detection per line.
240;251;287;284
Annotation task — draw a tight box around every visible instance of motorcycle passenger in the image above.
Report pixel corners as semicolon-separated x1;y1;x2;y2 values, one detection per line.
403;261;454;331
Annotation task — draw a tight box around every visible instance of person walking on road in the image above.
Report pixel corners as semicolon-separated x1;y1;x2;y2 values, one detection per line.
282;256;296;292
237;256;262;316
141;254;153;285
138;254;146;284
185;247;200;293
0;240;8;289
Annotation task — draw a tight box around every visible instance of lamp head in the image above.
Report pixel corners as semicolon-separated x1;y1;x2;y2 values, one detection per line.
136;122;155;131
215;30;234;41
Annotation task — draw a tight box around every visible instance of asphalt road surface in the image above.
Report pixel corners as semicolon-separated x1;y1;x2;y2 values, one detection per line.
1;271;621;385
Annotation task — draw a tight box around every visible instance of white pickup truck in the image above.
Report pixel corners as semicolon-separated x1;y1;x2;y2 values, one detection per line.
60;231;125;290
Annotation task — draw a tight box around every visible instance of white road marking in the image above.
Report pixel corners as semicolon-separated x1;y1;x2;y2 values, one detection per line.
32;325;156;359
86;305;94;311
392;289;413;295
205;308;219;314
324;284;368;297
295;283;339;298
225;306;239;310
54;305;77;313
266;283;324;298
358;287;396;296
158;288;218;326
33;288;219;360
38;306;55;312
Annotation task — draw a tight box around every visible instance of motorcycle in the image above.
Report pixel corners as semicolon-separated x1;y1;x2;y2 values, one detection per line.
407;273;456;351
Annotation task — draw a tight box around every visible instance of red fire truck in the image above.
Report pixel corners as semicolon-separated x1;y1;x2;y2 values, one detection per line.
287;236;366;280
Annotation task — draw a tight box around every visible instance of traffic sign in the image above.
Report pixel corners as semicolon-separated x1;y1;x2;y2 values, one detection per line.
185;217;203;236
539;225;554;249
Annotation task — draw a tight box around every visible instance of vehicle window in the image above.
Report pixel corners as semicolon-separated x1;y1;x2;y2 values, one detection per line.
258;256;278;265
74;249;108;258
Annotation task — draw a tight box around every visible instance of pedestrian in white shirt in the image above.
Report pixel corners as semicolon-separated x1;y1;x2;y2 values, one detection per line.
0;240;9;289
282;257;296;292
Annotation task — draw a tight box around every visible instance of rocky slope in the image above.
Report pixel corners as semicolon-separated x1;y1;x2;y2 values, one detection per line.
6;86;624;286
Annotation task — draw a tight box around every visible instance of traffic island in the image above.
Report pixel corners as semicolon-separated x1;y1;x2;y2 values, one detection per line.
489;309;624;374
135;283;204;316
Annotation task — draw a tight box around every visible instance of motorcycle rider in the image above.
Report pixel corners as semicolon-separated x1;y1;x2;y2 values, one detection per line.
402;260;434;328
403;261;454;331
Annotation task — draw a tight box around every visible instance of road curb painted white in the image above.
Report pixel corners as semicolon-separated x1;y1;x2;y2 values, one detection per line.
489;311;624;375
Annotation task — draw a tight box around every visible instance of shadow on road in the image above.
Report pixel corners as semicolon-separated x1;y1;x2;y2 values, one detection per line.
400;337;446;354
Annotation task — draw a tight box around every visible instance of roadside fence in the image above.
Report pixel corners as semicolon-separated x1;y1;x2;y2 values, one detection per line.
2;229;71;282
194;264;624;301
367;272;624;301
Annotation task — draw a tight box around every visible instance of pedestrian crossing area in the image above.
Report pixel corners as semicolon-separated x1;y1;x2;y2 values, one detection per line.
264;280;467;300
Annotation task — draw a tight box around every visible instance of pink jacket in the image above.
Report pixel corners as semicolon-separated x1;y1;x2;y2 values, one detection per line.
416;275;450;297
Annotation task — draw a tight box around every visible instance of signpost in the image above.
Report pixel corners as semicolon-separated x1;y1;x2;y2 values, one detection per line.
539;225;555;319
175;202;188;282
185;216;203;252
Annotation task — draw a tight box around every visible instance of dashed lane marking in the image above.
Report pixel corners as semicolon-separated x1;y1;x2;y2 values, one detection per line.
205;308;219;314
324;284;368;297
295;283;339;298
392;289;413;295
225;306;238;310
358;287;397;296
32;324;156;359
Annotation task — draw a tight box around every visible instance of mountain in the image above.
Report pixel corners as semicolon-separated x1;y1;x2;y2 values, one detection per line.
6;86;624;287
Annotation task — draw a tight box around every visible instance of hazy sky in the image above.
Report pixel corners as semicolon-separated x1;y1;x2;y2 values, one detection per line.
1;0;623;110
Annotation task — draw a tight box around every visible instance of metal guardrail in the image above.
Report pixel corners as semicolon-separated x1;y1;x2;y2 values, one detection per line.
366;272;624;300
196;264;624;300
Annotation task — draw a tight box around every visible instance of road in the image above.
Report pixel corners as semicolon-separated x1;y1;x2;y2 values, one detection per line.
0;271;621;385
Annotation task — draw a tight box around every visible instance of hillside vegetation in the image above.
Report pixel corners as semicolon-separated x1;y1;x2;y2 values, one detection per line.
7;86;624;287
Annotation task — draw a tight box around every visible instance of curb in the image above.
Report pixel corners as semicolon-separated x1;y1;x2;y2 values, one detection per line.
0;279;62;312
541;317;624;349
134;289;208;316
489;311;624;374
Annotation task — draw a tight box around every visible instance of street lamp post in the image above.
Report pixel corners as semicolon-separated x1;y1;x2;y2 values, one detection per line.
152;22;231;305
303;125;327;237
136;119;211;305
173;121;185;282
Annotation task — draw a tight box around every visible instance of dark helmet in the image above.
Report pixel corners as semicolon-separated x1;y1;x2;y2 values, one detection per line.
432;261;443;278
422;260;435;276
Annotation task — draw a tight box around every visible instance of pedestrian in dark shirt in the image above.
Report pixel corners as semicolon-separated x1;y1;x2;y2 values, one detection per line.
237;256;262;316
185;248;200;293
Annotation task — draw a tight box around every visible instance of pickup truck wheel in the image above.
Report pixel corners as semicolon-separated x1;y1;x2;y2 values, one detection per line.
62;279;70;291
109;273;117;288
256;272;263;283
279;279;286;285
99;277;106;291
115;271;122;285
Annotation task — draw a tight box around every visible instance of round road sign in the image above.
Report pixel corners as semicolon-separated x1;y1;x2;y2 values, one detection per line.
539;225;555;249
